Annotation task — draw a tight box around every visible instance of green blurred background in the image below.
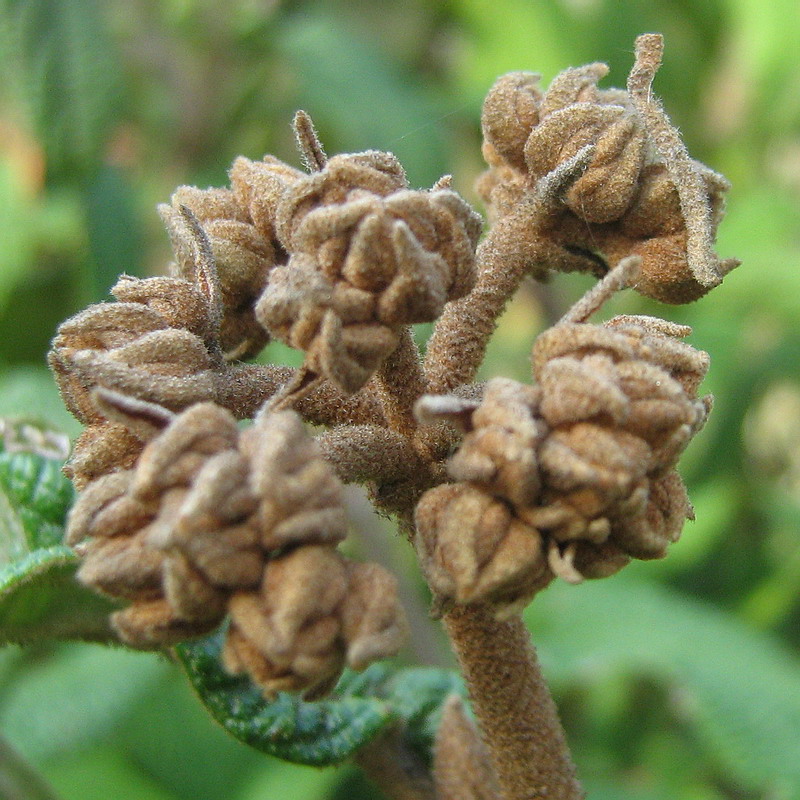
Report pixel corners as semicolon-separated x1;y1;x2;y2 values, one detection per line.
1;0;800;798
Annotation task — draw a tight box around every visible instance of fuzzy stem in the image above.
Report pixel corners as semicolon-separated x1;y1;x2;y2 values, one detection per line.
317;425;427;485
423;219;530;395
423;218;596;395
423;148;599;395
443;605;582;800
373;327;427;437
354;727;436;800
215;364;385;427
626;34;738;285
558;255;640;325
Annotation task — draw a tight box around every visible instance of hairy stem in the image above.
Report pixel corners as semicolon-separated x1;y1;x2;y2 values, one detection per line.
443;605;582;800
423;216;596;395
354;727;436;800
318;425;427;485
423;219;530;394
215;364;385;427
373;327;427;437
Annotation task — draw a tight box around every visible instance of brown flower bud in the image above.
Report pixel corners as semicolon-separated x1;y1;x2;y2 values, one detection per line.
414;301;712;611
49;272;226;491
445;378;544;508
534;317;710;466
256;150;481;393
229;155;308;244
224;546;350;699
64;422;145;490
111;275;214;342
476;34;736;303
50;301;171;425
340;561;408;671
158;450;262;590
66;470;152;547
415;484;551;615
111;599;219;649
131;403;239;498
161;185;279;361
523;103;646;224
65;393;364;662
481;71;542;172
240;410;348;549
67;470;218;647
64;404;245;646
68;470;160;602
526;315;709;555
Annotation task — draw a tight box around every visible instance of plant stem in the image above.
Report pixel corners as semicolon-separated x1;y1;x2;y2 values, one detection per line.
0;736;63;800
443;605;583;800
318;425;427;485
373;327;427;437
423;219;530;395
354;726;437;800
214;364;385;426
423;148;602;396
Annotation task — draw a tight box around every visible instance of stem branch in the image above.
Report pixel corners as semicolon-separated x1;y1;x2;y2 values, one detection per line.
443;605;582;800
373;327;427;437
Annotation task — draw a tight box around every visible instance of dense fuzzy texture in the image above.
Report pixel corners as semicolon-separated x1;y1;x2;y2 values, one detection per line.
65;397;407;695
225;548;407;699
416;310;711;614
161;155;304;360
476;35;737;304
49;275;223;489
48;33;736;800
256;150;482;394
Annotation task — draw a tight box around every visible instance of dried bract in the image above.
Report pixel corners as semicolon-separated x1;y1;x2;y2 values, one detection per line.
48;35;732;736
161;183;277;360
224;545;350;698
64;393;407;690
415;483;552;616
49;275;223;489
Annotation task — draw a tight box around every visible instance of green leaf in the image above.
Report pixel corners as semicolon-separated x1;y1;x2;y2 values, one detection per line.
45;747;181;800
0;422;118;645
177;631;463;767
0;452;74;554
0;0;123;174
0;644;168;761
0;421;75;558
83;164;144;302
235;758;339;800
0;546;116;644
451;0;577;102
527;577;800;795
380;666;465;758
0;158;36;314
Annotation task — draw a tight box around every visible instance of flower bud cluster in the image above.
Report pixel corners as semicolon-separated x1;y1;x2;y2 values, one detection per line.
476;37;735;303
66;401;407;698
416;315;711;616
48;37;733;711
49;274;222;489
160;155;304;360
256;151;482;393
